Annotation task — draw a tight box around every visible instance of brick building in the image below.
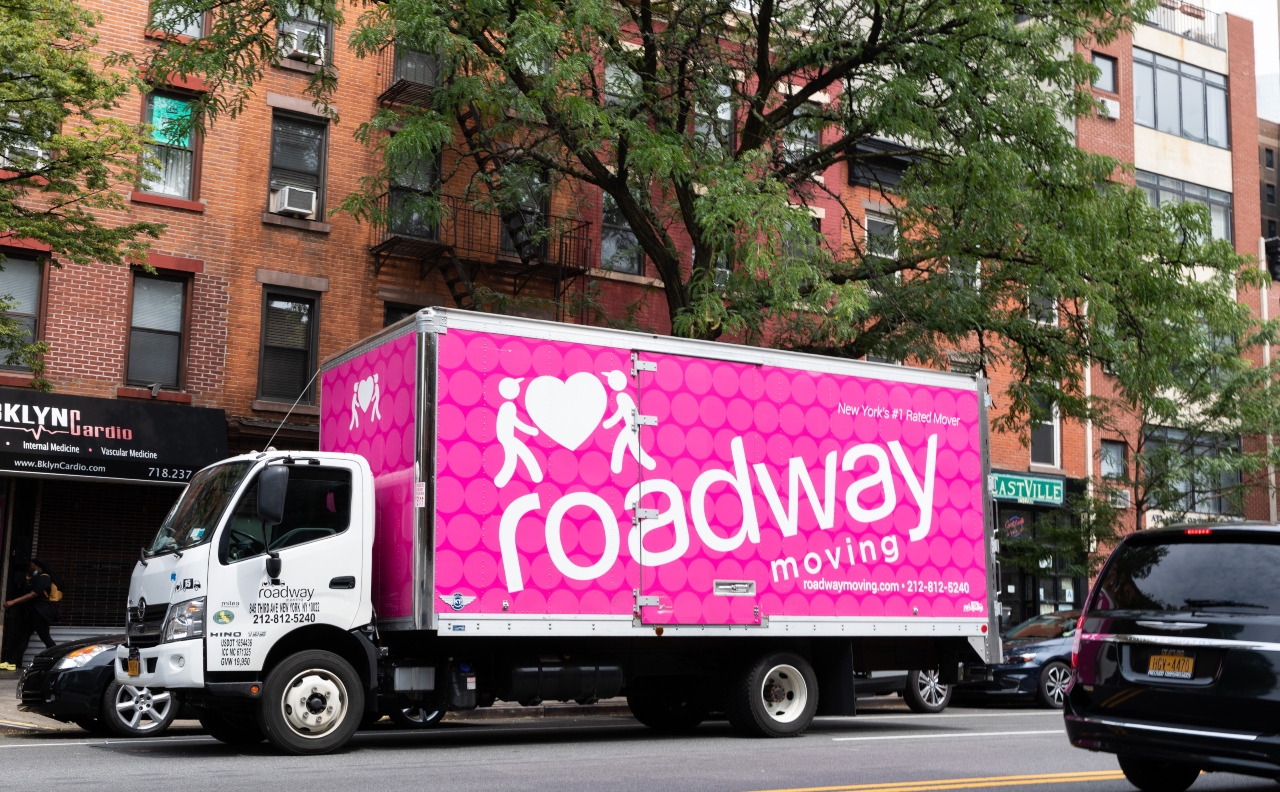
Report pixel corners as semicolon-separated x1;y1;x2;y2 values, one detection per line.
1261;119;1280;238
0;1;1267;651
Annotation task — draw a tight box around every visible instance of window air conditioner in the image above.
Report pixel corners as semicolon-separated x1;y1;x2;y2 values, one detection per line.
273;186;317;217
282;23;325;62
1109;489;1131;509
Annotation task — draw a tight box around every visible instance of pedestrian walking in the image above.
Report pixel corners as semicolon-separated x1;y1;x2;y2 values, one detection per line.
0;558;62;670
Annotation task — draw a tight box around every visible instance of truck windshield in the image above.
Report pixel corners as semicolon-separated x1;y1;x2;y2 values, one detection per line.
145;461;252;557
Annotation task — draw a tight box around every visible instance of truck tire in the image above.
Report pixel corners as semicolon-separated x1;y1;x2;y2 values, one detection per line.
903;670;951;714
1117;756;1200;792
726;652;819;737
259;650;365;755
198;710;266;745
626;681;708;733
101;680;177;737
389;704;445;728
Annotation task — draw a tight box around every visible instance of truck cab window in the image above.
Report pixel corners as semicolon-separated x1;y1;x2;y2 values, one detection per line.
222;466;352;563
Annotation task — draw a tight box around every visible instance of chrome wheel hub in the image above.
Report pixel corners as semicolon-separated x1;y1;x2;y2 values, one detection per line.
281;670;347;738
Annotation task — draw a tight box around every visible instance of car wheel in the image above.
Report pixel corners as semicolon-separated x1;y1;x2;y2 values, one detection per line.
903;670;951;714
258;650;364;755
726;652;819;737
1036;661;1072;709
198;710;266;744
1118;756;1200;792
388;703;446;728
627;679;708;733
101;680;177;737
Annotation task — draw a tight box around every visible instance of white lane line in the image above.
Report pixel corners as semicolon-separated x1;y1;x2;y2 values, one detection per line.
833;729;1064;742
828;712;1065;722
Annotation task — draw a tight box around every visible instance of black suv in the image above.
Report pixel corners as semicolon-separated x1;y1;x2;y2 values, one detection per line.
1066;524;1280;791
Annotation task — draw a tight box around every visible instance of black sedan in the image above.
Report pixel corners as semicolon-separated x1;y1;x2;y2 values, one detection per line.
17;635;183;736
955;611;1079;708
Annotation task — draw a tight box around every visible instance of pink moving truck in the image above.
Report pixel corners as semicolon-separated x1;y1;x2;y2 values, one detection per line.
119;308;998;754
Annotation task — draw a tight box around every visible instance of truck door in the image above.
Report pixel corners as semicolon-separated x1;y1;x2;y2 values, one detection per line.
205;458;366;673
634;351;762;626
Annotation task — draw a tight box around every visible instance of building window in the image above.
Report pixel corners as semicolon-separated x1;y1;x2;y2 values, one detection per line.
1269;184;1276;205
1100;440;1127;479
1145;427;1241;516
141;93;196;199
1136;170;1232;242
866;215;897;261
127;274;185;389
278;5;329;63
604;61;640;105
1028;290;1057;324
269;114;327;219
0;257;40;370
948;256;980;290
1267;148;1275;169
1092;53;1117;93
387;145;438;240
694;84;733;152
600;192;644;275
1133;48;1228;149
383;302;423;327
499;171;549;257
1269;220;1277;237
150;2;203;37
1030;395;1059;467
259;290;318;404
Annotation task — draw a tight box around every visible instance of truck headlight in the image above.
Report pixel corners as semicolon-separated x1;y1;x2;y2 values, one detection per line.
163;597;206;643
57;644;111;670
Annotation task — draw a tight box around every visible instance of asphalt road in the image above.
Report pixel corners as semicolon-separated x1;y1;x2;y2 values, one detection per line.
0;703;1273;792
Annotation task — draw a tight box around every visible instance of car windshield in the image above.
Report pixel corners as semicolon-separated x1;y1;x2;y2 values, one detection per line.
1092;533;1280;614
145;462;252;557
1003;612;1080;641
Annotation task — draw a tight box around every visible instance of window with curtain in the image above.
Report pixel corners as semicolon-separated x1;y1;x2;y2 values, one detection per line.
1132;49;1228;149
1136;170;1233;242
150;2;203;37
0;257;40;370
141;93;195;199
259;291;317;404
600;192;643;275
1030;394;1059;467
269;114;327;217
1101;440;1127;479
128;274;185;388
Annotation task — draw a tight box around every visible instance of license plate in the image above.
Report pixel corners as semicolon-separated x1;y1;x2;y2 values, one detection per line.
127;648;140;677
1148;651;1194;679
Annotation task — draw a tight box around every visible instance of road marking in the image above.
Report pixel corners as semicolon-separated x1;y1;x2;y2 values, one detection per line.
832;729;1063;742
0;735;216;750
751;770;1127;792
826;712;1066;722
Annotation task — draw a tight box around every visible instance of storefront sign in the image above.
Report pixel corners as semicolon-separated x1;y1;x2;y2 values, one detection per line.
989;471;1064;506
0;389;226;484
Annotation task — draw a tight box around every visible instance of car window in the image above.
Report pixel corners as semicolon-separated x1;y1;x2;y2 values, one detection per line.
1003;612;1081;641
1093;533;1280;614
221;465;352;563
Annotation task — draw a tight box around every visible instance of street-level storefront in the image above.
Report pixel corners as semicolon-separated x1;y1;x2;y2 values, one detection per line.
990;470;1087;632
0;389;226;660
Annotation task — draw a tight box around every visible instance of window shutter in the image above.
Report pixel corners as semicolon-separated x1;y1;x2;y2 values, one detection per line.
132;278;184;332
0;258;40;314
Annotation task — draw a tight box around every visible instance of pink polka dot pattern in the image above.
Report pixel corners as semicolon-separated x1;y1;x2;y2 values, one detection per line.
320;331;418;619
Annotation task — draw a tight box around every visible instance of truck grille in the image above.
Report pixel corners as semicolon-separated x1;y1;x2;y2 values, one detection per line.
127;603;169;648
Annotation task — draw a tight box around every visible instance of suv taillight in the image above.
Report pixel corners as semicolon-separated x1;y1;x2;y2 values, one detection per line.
1071;612;1086;668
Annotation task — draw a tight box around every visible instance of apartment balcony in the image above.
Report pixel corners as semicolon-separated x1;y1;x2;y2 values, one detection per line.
370;191;593;304
1145;2;1224;50
377;45;438;107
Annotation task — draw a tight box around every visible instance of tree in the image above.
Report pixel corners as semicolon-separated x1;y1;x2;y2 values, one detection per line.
1;0;163;383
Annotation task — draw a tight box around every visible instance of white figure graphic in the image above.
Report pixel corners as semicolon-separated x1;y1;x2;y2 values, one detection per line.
350;374;382;430
602;370;655;474
495;377;543;488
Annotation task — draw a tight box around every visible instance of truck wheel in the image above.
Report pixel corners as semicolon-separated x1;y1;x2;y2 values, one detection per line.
903;670;951;714
626;681;707;733
259;650;364;755
726;652;818;737
389;704;445;728
198;710;266;744
101;680;177;737
1118;756;1200;792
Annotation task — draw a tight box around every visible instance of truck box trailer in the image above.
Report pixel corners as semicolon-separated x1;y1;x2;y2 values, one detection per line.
118;308;999;754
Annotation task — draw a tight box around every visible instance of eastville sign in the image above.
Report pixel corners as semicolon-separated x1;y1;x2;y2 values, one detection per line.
988;471;1065;506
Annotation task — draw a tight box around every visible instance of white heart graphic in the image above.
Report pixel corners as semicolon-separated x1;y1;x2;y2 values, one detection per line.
524;373;607;451
356;377;376;411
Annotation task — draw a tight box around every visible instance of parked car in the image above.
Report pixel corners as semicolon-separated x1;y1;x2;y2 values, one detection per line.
954;611;1079;708
1066;523;1280;792
18;635;184;736
854;670;951;713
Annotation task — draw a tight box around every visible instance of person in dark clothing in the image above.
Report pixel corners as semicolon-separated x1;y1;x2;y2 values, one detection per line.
1;558;61;669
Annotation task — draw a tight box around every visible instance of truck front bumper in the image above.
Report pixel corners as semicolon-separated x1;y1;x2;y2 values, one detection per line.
114;639;204;689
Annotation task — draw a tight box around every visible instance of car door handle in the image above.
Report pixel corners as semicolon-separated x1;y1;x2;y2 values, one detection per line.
329;576;355;589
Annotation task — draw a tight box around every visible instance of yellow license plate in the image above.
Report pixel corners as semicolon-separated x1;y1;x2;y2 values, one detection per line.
1147;652;1194;679
127;658;140;677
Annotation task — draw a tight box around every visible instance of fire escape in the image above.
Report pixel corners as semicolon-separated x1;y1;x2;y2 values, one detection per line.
370;45;593;317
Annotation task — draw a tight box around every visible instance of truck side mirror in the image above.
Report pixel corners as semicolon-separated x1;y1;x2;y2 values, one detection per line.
257;465;289;526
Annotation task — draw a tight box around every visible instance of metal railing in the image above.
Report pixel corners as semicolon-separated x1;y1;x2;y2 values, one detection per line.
1145;3;1223;50
377;44;438;107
